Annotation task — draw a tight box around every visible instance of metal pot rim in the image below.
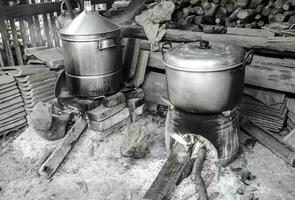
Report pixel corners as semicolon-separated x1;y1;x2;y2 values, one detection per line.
162;59;244;72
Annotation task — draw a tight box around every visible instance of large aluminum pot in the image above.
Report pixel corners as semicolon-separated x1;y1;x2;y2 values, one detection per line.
163;41;252;113
60;1;123;97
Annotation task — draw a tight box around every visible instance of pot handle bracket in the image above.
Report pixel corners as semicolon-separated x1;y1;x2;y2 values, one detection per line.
243;49;255;67
98;38;117;50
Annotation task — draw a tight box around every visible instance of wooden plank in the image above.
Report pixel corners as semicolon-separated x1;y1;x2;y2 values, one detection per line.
0;2;61;18
143;143;191;200
39;114;88;178
49;13;60;47
120;25;295;53
0;50;4;67
0;20;15;66
226;27;275;37
42;13;53;48
252;55;295;68
26;16;37;47
19;19;29;49
130;50;149;87
245;64;295;94
9;19;24;65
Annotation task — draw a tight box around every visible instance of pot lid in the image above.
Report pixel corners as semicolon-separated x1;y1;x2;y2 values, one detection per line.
163;41;245;72
60;9;120;37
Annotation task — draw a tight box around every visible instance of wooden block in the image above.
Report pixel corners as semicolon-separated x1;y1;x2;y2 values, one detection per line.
87;102;126;122
127;97;144;109
124;88;145;99
103;92;126;107
39;114;88;178
130;50;150;87
245;64;295;94
88;108;130;132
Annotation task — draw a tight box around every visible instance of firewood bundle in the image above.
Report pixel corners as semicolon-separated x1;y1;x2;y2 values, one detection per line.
168;0;295;30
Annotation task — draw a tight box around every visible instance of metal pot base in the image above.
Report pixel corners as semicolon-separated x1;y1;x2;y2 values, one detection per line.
66;70;123;97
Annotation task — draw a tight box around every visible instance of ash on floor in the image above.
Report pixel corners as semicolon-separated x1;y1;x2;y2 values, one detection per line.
0;114;295;200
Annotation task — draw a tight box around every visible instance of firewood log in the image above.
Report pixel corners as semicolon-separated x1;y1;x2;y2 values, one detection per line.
203;2;219;17
194;6;204;15
283;0;295;11
237;9;256;20
284;10;295;18
237;0;250;8
274;0;284;9
271;8;281;15
262;2;274;16
190;0;200;6
268;14;276;23
257;19;265;27
255;14;262;20
289;15;295;25
275;13;286;22
225;3;234;13
245;21;258;28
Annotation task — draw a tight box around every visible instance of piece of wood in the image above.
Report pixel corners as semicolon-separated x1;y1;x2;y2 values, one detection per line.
226;27;275;37
241;119;295;167
245;64;295;94
121;25;295;53
261;2;273;16
129;50;150;88
251;55;295;68
238;0;250;8
0;1;61;18
275;13;286;22
9;19;24;65
0;20;15;66
26;16;37;47
87;102;126;122
143;143;192;200
274;0;284;9
283;0;295;11
192;147;208;200
123;38;141;81
19;19;29;49
39;114;87;178
237;9;256;20
288;15;295;25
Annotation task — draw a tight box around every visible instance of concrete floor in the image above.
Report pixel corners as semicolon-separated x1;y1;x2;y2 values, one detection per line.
0;114;295;200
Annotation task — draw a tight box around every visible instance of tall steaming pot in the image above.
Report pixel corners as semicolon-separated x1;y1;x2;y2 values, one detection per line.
60;2;123;97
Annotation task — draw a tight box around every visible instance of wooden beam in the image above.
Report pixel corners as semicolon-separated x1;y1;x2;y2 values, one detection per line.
0;2;61;18
120;25;295;53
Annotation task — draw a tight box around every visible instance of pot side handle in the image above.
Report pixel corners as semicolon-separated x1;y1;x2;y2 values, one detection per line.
243;49;255;67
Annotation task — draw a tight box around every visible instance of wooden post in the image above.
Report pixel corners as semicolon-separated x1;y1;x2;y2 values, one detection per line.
0;20;15;66
9;19;24;65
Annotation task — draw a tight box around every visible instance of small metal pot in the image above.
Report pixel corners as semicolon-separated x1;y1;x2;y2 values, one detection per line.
163;41;252;113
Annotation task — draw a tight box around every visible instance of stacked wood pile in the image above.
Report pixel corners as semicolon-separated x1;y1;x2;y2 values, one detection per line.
0;74;27;137
238;86;288;134
168;0;295;31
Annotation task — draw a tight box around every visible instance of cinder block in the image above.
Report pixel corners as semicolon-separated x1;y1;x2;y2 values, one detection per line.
88;108;130;131
87;102;126;122
103;92;126;107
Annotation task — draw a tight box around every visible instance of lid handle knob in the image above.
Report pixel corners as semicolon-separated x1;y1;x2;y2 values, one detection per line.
200;40;209;49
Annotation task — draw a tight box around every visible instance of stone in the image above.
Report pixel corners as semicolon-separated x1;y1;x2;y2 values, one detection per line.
103;92;126;107
127;97;144;109
120;124;152;158
88;108;130;132
130;104;146;122
124;88;144;99
87;102;126;122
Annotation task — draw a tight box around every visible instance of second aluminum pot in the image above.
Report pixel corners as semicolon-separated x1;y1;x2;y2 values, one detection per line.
163;41;252;113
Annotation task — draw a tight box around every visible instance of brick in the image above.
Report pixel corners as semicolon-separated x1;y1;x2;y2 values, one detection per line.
87;102;126;122
124;88;144;99
103;92;126;107
127;97;144;109
88;108;130;131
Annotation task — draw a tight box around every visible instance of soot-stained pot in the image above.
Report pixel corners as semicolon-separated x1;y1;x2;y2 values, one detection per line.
163;41;251;113
60;1;123;97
